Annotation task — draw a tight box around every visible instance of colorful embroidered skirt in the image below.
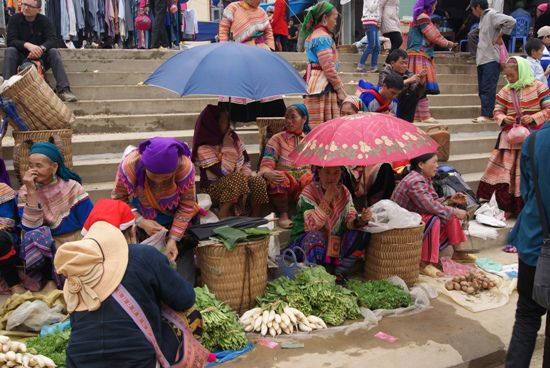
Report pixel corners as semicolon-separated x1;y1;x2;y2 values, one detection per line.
477;148;523;215
407;52;440;95
304;91;340;128
422;214;467;264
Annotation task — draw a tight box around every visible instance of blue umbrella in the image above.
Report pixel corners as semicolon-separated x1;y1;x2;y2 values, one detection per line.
144;42;307;100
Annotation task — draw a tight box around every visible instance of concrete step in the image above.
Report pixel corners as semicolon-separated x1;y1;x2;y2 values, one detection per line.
429;105;480;120
416;119;499;134
344;83;484;95
67;93;483;116
1;129;261;158
447;152;491;174
462;171;484;194
448;132;498;156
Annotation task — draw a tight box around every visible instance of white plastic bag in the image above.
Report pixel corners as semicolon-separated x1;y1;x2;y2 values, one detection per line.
141;228;168;252
261;213;280;262
197;194;219;224
6;301;66;332
366;200;422;233
475;194;507;228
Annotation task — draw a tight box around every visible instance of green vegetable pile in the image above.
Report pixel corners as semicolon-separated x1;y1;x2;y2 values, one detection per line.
26;329;70;368
347;279;414;310
257;267;362;326
194;286;248;352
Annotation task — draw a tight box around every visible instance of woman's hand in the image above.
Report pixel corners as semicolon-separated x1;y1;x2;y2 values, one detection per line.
453;208;468;220
263;170;285;184
450;193;467;206
22;169;38;191
502;116;515;125
337;89;347;104
138;219;166;236
521;115;535;125
360;207;372;223
165;238;178;263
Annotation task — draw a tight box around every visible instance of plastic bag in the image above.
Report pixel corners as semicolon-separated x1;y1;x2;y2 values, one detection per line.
507;124;530;145
6;300;66;332
366;200;422;234
198;194;220;224
141;228;168;252
475;194;507;228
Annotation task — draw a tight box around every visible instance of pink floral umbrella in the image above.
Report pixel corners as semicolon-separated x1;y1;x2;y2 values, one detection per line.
291;113;440;167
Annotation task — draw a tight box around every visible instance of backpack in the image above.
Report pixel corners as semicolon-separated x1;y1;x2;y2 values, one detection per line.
432;165;478;209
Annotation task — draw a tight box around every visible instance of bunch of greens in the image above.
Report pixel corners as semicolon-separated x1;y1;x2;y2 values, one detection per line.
347;279;413;310
26;329;71;368
194;286;248;352
257;267;362;326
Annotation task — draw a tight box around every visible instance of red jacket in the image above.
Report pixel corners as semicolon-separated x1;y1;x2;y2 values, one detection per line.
270;0;288;36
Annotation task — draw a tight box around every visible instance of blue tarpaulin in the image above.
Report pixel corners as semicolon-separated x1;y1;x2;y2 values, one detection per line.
259;0;316;17
196;21;219;42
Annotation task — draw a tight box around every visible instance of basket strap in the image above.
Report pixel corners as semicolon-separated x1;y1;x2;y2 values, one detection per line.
238;245;253;314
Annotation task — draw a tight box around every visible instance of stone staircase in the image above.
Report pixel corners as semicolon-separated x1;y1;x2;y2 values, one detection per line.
0;49;500;203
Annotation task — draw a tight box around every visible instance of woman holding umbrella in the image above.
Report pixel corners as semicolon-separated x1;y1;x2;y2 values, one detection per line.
407;0;457;123
289;166;372;281
301;1;347;128
259;104;312;229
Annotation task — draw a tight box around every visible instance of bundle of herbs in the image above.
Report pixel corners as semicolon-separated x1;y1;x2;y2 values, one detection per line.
26;329;71;368
347;279;413;310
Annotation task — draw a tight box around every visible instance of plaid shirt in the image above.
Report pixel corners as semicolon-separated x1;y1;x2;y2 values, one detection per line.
391;170;453;220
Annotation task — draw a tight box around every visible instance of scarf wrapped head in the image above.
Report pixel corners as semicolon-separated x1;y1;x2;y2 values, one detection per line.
505;56;535;91
413;0;437;22
298;1;335;51
191;105;224;162
82;199;135;236
288;104;311;133
342;96;364;113
30;142;82;184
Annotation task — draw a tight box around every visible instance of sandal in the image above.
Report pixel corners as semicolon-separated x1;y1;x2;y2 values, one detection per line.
420;264;445;278
9;284;26;295
452;253;477;263
503;245;518;253
278;219;293;229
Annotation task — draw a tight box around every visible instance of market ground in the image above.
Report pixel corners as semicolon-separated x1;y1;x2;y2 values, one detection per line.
223;247;545;368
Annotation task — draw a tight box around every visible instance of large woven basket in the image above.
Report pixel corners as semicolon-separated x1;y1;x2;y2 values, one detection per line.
364;223;424;287
256;117;286;168
2;66;75;130
13;129;73;185
198;236;269;314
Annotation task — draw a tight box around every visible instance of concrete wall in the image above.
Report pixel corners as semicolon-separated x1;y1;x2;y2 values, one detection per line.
188;0;211;21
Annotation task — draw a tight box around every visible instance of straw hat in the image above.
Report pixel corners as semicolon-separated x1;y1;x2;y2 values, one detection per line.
54;221;129;313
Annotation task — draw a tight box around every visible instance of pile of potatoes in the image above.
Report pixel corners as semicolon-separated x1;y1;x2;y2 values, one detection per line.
445;272;496;295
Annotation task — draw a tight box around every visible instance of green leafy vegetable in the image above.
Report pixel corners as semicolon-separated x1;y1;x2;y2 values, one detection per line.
194;286;248;352
26;329;71;368
347;279;413;310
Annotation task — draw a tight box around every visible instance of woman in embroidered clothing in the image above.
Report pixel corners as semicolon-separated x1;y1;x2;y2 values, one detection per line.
192;105;268;218
112;137;200;284
0;176;23;294
18;143;93;246
301;1;347;128
289;166;371;280
477;56;550;218
407;0;457;123
391;153;472;277
259;104;312;229
340;95;365;116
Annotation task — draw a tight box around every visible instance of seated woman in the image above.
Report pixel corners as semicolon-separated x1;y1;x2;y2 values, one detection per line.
0;180;23;294
289;166;371;279
18;143;93;243
259;104;312;229
55;220;209;367
340;98;395;209
112;137;200;284
340;96;364;115
391;153;471;276
192;105;268;218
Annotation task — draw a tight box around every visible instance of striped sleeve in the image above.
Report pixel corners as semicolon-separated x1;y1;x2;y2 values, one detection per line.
314;37;344;91
169;185;199;241
303;204;329;232
409;180;453;220
532;81;550;126
418;15;449;48
494;88;510;126
259;135;280;173
218;5;235;42
196;145;221;169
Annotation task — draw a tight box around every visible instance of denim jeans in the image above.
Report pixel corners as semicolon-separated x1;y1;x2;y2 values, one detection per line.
506;259;550;368
358;25;380;69
477;61;501;117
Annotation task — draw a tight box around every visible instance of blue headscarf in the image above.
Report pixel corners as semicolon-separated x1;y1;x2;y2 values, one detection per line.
30;142;82;184
289;104;311;133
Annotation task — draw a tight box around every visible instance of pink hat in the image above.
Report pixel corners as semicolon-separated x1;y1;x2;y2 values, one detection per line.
538;3;548;12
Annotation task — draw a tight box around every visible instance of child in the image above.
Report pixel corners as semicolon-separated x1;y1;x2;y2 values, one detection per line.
356;73;404;115
357;0;381;73
526;38;550;85
379;49;427;122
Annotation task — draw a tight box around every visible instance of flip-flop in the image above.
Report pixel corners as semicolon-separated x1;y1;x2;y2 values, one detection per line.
278;219;293;229
452;254;477;263
454;248;480;254
420;264;445;278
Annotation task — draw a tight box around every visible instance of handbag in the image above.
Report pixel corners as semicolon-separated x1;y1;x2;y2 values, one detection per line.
507;90;530;145
112;284;210;368
498;42;509;64
530;132;550;309
135;0;151;31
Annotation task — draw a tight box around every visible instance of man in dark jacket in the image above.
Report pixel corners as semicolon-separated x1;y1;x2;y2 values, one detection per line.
3;0;77;102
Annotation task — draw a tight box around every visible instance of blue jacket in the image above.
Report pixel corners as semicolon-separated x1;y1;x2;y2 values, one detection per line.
67;245;195;368
509;123;550;266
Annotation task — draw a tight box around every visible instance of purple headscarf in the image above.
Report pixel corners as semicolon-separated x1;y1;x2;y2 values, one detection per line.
0;158;11;187
413;0;437;22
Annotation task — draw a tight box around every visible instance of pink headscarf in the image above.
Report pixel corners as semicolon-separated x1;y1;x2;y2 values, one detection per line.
538;3;548;13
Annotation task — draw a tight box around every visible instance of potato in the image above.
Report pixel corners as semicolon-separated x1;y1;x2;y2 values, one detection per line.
445;281;454;290
482;281;488;289
466;287;475;294
461;285;469;292
454;282;461;291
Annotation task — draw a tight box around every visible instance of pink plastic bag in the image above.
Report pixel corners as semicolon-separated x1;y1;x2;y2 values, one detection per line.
499;43;509;64
507;124;530;145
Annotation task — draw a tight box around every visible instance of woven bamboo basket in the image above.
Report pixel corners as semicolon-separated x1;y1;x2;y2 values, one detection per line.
364;223;424;287
13;129;73;185
2;66;75;130
337;44;358;54
198;236;269;314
